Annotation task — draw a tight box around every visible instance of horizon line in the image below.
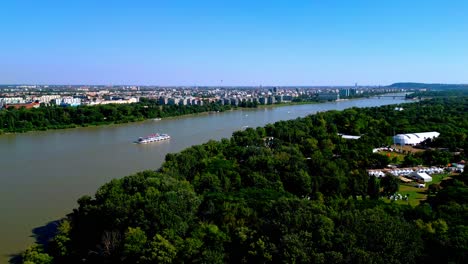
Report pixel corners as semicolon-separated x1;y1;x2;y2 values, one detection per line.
2;82;467;87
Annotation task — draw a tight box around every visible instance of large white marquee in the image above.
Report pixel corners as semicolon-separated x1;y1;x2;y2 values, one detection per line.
393;132;440;146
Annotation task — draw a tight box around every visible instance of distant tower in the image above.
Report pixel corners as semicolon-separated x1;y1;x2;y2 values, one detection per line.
355;82;358;88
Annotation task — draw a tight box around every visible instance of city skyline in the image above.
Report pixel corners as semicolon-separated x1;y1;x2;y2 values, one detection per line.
1;0;468;85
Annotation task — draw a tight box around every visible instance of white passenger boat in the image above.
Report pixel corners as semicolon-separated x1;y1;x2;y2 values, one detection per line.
136;133;170;144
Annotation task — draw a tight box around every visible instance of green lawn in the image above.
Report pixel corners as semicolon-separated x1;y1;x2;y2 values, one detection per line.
384;173;452;206
394;184;426;206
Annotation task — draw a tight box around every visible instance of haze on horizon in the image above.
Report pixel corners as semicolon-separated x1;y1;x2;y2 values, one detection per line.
1;0;467;86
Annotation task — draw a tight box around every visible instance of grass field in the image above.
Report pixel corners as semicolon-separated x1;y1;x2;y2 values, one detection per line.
384;173;453;206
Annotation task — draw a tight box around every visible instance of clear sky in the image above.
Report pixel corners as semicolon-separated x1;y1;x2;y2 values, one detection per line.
1;0;467;86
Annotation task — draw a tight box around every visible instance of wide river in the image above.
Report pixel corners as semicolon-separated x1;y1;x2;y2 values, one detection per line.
0;95;408;262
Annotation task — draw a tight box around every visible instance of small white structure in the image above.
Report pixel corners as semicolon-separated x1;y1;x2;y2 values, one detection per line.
409;171;432;182
393;132;440;146
338;133;361;140
453;164;465;173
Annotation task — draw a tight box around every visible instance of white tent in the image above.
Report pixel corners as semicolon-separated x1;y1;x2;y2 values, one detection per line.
402;169;412;175
393;132;440;146
338;133;361;140
368;170;385;177
409;172;432;182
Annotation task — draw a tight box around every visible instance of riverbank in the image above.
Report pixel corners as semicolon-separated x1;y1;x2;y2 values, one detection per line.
0;98;370;135
0;102;232;134
0;101;317;135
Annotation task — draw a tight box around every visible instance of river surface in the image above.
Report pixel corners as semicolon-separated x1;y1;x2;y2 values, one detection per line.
0;95;409;262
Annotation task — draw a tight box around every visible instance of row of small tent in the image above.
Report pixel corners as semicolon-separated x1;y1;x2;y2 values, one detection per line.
388;193;409;201
369;171;433;182
368;167;444;178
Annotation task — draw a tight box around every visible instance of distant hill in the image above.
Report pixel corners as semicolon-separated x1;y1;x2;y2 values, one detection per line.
388;82;468;90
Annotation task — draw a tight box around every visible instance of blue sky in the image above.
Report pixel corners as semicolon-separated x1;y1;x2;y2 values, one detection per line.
1;0;467;85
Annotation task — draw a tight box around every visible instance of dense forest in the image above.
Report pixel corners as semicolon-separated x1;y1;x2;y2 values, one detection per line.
405;89;468;99
0;99;234;133
20;97;468;263
389;82;468;90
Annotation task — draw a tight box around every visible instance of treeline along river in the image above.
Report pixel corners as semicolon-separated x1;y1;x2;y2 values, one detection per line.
0;95;408;261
